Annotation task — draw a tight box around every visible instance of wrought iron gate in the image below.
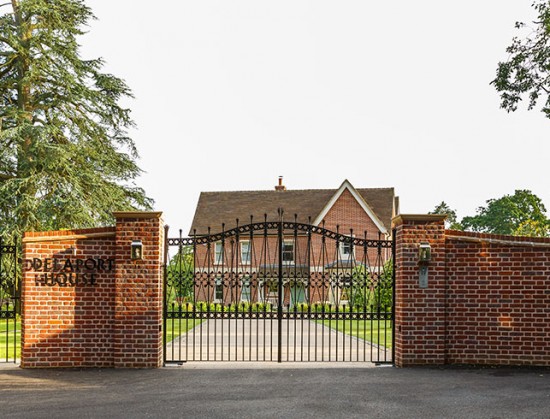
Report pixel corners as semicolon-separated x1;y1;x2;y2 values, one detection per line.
164;218;394;364
0;238;20;363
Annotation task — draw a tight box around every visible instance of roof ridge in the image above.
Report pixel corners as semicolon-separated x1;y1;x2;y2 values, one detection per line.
201;187;393;194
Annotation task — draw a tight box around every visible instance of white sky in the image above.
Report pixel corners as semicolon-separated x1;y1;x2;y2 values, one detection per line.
80;1;550;234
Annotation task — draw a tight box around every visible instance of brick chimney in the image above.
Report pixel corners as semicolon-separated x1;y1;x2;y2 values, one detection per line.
274;176;286;191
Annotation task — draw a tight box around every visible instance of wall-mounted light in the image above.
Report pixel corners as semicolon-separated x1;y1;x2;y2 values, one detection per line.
131;240;143;260
418;242;431;264
418;242;431;289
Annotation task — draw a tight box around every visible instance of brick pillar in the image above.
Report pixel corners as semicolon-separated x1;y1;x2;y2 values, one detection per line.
113;211;164;368
392;214;446;367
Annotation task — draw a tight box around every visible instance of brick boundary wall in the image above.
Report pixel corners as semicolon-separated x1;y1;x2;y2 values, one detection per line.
21;210;549;368
393;215;550;367
21;212;163;368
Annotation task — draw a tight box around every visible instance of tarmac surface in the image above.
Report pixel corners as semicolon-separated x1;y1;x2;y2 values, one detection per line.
0;362;549;419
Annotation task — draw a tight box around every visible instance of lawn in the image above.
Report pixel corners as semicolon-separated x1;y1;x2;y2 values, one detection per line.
164;318;204;343
0;319;20;360
318;319;392;348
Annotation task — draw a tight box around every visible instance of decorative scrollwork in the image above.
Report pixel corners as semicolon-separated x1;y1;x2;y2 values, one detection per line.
168;221;392;248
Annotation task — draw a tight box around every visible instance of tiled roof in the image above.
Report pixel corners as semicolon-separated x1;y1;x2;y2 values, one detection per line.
189;186;395;235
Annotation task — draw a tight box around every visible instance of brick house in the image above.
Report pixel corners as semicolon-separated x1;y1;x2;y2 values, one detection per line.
187;178;397;307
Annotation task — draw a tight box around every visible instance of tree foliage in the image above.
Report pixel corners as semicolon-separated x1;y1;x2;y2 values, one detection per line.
166;246;194;303
429;201;462;230
492;1;550;118
0;0;152;241
461;190;549;237
350;259;393;312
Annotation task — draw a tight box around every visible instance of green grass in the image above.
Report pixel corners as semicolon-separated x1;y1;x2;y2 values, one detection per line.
1;317;204;358
318;319;392;348
0;319;21;360
164;318;204;343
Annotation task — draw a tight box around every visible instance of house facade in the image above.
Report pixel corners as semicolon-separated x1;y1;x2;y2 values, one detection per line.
186;178;397;307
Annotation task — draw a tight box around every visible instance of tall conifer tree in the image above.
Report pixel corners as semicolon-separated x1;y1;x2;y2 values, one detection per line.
0;0;152;240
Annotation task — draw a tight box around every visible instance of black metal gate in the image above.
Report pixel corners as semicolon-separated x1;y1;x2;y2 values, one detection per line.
0;238;20;363
163;218;394;364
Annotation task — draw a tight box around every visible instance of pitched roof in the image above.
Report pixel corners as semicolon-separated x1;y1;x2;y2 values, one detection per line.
189;184;395;236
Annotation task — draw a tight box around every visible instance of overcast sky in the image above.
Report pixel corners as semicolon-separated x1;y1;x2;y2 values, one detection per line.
80;1;549;234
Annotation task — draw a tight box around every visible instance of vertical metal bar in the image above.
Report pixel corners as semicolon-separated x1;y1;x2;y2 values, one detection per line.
165;228;174;362
183;229;190;359
248;303;252;361
377;236;382;362
307;220;312;362
5;304;9;363
307;303;311;362
220;300;224;361
277;208;283;363
370;300;374;363
315;304;318;362
176;303;180;361
249;215;254;362
300;304;304;362
322;304;325;362
235;220;239;362
364;230;368;363
391;228;396;365
207;227;213;361
207;302;211;361
262;299;267;361
347;228;355;361
286;305;290;361
263;214;268;362
335;304;339;362
255;302;258;362
15;241;19;363
192;301;196;361
214;303;217;361
335;225;340;363
293;215;298;362
221;223;227;362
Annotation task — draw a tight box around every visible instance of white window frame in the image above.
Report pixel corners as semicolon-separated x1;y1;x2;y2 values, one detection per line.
240;240;251;265
339;237;354;259
282;240;294;265
214;242;223;265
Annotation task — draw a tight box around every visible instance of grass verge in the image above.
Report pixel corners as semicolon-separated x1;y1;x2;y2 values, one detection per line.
0;319;20;360
165;318;204;343
318;319;392;348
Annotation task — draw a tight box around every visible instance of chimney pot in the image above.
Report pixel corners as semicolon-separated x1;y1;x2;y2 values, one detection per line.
275;176;286;191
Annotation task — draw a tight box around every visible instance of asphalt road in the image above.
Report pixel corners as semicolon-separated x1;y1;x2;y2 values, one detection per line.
0;363;549;419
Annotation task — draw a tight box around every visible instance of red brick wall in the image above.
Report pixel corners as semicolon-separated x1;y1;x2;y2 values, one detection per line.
322;188;383;238
21;228;117;368
444;230;550;365
21;212;164;368
393;215;447;367
114;212;164;368
393;215;550;367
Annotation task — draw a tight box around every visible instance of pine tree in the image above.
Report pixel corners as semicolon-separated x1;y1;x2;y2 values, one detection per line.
0;0;152;241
